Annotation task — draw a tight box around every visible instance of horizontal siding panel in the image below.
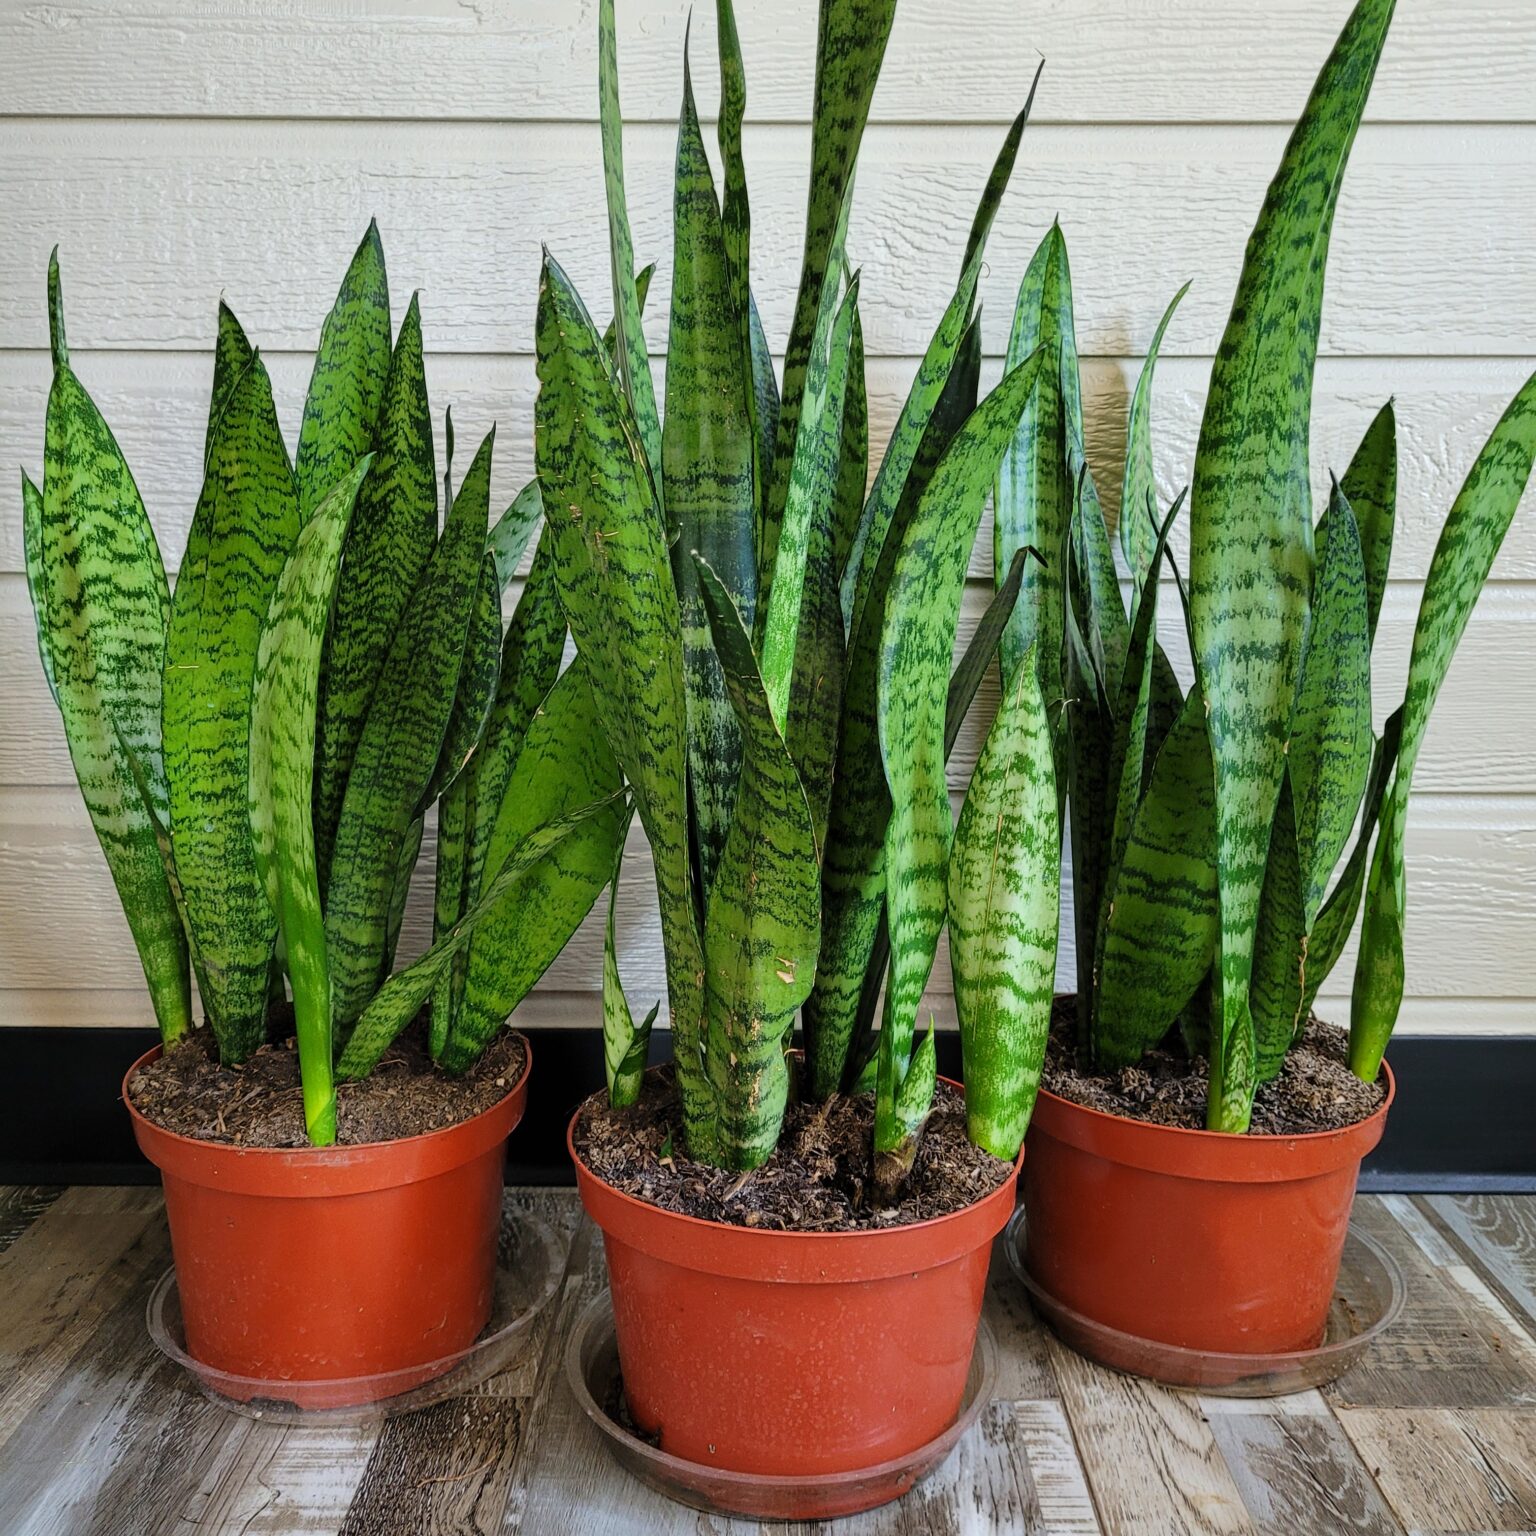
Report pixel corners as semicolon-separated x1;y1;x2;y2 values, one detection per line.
5;121;1535;356
3;784;1531;1008
1;1;1532;125
5;350;1533;582
5;576;1530;797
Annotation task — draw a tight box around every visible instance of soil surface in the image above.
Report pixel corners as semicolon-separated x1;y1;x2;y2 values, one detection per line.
1042;999;1386;1133
126;1023;526;1147
573;1068;1014;1232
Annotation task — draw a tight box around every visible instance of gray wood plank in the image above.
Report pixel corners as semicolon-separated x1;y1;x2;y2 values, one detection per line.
1425;1194;1536;1339
0;1185;64;1253
1327;1197;1536;1410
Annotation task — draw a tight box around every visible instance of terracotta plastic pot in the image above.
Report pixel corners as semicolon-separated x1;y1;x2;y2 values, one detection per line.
124;1034;530;1408
1021;1059;1394;1367
569;1078;1021;1513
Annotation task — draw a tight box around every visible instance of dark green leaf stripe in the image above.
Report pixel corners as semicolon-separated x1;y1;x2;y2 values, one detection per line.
802;315;983;1101
165;352;298;1061
598;0;662;492
1351;368;1536;1079
995;222;1077;707
948;647;1059;1159
1339;400;1397;647
294;221;390;517
325;429;489;1028
314;292;438;882
1093;691;1218;1067
877;352;1046;1150
205;302;256;465
250;457;373;1144
785;277;857;850
1188;0;1393;1129
765;0;894;587
1290;482;1372;923
1120;283;1190;601
452;665;626;1072
664;50;758;896
536;251;712;1156
336;791;628;1079
696;559;820;1170
36;284;191;1044
488;479;544;591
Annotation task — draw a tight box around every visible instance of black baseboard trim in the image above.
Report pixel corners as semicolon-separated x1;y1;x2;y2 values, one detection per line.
0;1026;1530;1189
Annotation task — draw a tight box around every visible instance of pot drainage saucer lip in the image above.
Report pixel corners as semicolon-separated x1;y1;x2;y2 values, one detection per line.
147;1209;562;1423
564;1294;998;1522
1002;1203;1405;1397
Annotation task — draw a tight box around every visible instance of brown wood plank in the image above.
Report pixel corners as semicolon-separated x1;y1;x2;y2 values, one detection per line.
1326;1197;1536;1410
1202;1397;1403;1535
1047;1337;1252;1536
1425;1195;1536;1338
1335;1407;1536;1534
0;1185;64;1253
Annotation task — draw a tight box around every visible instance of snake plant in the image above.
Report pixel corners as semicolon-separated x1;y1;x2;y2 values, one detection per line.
540;0;1059;1190
998;0;1536;1132
25;228;625;1145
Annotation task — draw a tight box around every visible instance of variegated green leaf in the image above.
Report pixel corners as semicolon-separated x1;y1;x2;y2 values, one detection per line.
536;251;712;1156
873;1022;937;1200
325;430;490;1029
1189;0;1392;1129
830;297;868;586
314;292;438;882
295;221;390;516
1338;399;1397;646
488;479;544;591
1291;481;1373;923
1352;369;1536;1079
1250;773;1307;1079
803;313;984;1101
750;292;780;516
422;552;502;810
1120;283;1190;601
335;790;628;1079
165;351;299;1061
451;665;627;1072
765;0;895;587
251;457;373;1145
36;289;191;1044
665;49;758;895
206;302;256;464
949;649;1059;1159
696;559;819;1170
603;809;657;1107
1094;691;1219;1067
383;813;423;976
598;0;662;490
430;774;468;1060
877;352;1047;1153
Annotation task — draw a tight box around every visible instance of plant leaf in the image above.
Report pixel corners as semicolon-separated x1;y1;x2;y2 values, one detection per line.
1188;0;1392;1129
165;351;299;1060
1339;399;1397;646
205;301;256;464
421;551;503;810
877;351;1047;1150
488;479;544;591
603;808;655;1107
830;297;869;586
1250;772;1308;1079
949;650;1059;1159
695;558;820;1171
325;429;490;1028
314;292;438;884
36;310;191;1043
451;664;627;1072
295;221;391;517
250;456;373;1144
336;790;628;1079
536;251;712;1156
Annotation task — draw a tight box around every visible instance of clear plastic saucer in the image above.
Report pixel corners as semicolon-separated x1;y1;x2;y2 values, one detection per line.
1003;1204;1404;1395
147;1213;562;1423
565;1293;998;1521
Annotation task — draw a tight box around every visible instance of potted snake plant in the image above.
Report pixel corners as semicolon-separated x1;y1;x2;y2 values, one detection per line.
23;227;625;1408
991;0;1536;1378
544;0;1058;1515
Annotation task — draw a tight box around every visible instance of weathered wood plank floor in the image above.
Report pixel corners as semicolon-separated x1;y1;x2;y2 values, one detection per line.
2;1187;1534;1535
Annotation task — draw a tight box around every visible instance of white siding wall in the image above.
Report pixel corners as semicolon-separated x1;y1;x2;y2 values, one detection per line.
2;0;1533;1037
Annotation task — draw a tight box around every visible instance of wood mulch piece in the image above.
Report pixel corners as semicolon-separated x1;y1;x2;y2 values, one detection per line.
1042;998;1387;1133
125;1021;526;1148
572;1068;1014;1233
